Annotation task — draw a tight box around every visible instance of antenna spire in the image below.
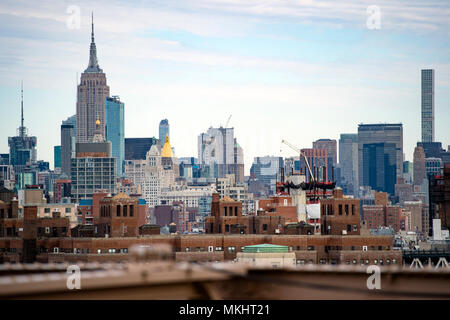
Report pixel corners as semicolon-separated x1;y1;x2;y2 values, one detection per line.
91;12;94;43
20;81;24;137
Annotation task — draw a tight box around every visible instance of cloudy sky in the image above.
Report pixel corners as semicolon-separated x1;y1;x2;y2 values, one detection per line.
0;0;449;174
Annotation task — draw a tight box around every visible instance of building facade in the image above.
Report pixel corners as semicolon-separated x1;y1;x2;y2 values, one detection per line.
421;69;434;143
339;134;358;196
76;17;110;144
358;124;403;195
105;96;125;175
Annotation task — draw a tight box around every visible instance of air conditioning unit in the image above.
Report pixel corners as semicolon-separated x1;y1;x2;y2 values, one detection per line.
208;246;213;252
363;246;368;252
342;230;347;235
45;227;50;234
53;247;59;253
275;229;280;234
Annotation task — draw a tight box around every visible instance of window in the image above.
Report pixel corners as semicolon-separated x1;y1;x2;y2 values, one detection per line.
353;225;357;232
345;204;349;215
351;246;355;251
224;207;227;216
44;208;50;213
228;246;235;253
263;224;268;231
307;246;314;251
123;205;127;217
374;259;378;265
225;224;230;232
352;259;357;264
338;205;342;215
235;206;238;216
392;259;397;264
130;205;134;217
116;205;121;217
65;208;71;213
351;205;355;215
215;246;222;251
185;247;190;252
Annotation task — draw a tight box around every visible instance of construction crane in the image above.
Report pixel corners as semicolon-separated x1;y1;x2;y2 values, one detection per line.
281;139;315;182
225;115;232;128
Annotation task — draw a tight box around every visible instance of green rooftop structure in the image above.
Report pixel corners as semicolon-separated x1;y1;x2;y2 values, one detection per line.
242;244;289;253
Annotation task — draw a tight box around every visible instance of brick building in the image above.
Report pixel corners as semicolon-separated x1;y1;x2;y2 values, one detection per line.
320;189;360;235
97;193;141;237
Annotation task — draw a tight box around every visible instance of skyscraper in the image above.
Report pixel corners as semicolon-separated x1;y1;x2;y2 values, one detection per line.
358;124;403;195
8;84;37;174
413;145;426;186
71;117;116;201
125;138;158;160
159;119;169;148
339;133;358;196
198;127;244;182
421;69;434;143
60;115;76;178
362;142;397;195
313;139;337;165
76;13;110;143
53;146;61;171
105;96;125;175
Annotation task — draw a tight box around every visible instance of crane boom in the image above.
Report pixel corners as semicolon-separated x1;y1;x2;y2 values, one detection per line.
281;139;315;181
225;115;232;128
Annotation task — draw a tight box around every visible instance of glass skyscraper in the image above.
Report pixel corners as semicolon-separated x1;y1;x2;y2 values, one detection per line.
358;124;403;195
421;69;435;143
105;96;125;175
159;119;169;148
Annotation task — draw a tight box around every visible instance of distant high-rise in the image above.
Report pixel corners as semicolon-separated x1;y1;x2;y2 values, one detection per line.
60;115;76;178
105;96;125;175
421;69;434;143
125;138;158;160
250;156;284;195
413;145;426;186
198;127;244;182
71;117;116;201
8;84;37;174
53;146;61;170
358;124;403;195
76;13;110;143
339;134;358;196
159;119;169;148
313;139;337;165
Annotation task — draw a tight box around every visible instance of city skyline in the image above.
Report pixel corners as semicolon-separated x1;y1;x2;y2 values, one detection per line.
0;1;450;174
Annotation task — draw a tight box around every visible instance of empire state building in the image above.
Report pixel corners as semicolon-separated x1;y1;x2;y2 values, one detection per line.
76;14;110;143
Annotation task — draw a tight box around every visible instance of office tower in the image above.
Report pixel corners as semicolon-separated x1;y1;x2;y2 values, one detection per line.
198;127;244;182
339;134;358;196
250;156;284;196
361;143;397;195
60;115;76;178
125;137;158;160
159;119;170;148
53;146;61;171
105;96;125;175
413;145;426;186
313;139;337;166
8;85;37;174
421;69;434;143
297;148;328;183
425;158;443;176
358;124;403;195
71;117;116;201
76;14;110;143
